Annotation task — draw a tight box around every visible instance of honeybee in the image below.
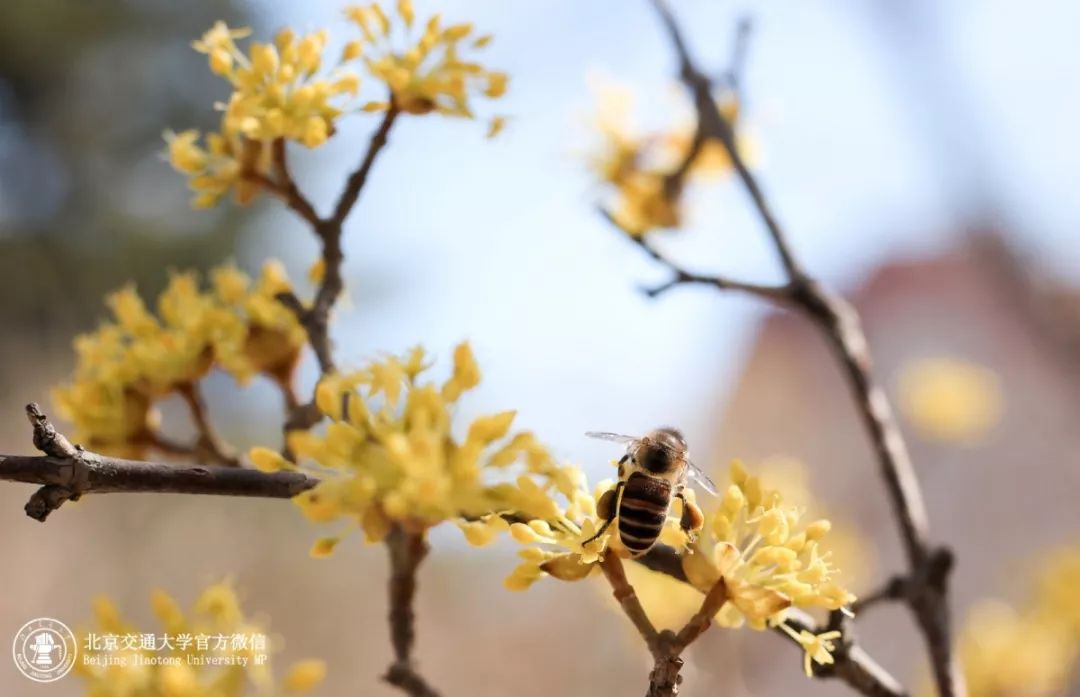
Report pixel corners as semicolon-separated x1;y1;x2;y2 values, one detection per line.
584;428;718;557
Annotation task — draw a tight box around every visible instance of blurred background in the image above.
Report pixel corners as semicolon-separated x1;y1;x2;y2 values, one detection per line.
1;0;1079;695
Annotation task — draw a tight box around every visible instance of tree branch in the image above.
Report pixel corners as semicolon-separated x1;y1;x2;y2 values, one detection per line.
2;405;318;521
624;3;965;694
384;524;440;697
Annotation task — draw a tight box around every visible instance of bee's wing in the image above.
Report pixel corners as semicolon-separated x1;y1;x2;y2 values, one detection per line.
585;431;640;446
686;459;719;496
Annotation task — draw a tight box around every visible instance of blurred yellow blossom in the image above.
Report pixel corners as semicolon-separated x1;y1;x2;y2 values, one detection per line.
282;660;327;694
588;77;745;236
52;261;305;455
899;357;1003;443
272;343;582;549
949;544;1080;697
1033;546;1080;631
168;6;507;208
957;601;1076;697
346;2;507;119
76;581;324;697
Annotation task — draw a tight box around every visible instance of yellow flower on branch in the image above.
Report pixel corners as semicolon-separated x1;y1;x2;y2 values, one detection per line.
588;78;745;237
52;261;306;455
168;6;507;208
270;343;579;549
681;461;855;629
76;581;325;697
168;17;361;208
346;2;507;120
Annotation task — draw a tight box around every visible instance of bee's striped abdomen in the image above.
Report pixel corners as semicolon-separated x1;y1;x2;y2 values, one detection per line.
618;472;672;556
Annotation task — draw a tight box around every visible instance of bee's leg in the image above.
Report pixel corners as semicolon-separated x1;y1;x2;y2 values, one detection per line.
676;493;705;537
583;481;624;545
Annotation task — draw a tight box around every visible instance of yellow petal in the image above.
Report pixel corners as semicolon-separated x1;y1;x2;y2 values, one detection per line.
539;553;596;581
310;536;340;558
283;659;327;693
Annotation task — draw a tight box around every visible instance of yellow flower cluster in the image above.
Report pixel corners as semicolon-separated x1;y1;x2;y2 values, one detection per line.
955;546;1080;697
682;462;854;630
345;2;507;121
52;261;306;456
898;357;1003;444
168;20;359;208
167;3;507;208
589;79;743;236
76;581;325;696
249;343;582;553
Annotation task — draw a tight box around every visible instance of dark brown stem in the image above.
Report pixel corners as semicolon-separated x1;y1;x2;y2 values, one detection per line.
617;225;788;302
330;104;401;227
4;404;318;521
384;525;440;697
243;169;321;229
177;381;241;467
631;3;964;694
276;104;402;380
601;553;660;653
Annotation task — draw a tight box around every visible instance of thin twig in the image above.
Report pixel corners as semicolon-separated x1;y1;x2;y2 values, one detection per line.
2;404;318;521
851;575;909;615
671;576;727;651
256;107;402;453
177;381;241;467
384;524;440;697
277;104;401;400
602;551;735;697
614;222;788;302
330;103;401;228
243;169;321;229
601;553;660;653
